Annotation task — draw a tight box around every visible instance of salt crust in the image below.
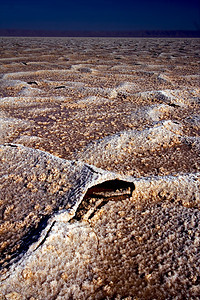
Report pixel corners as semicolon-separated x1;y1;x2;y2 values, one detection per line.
0;117;30;144
0;37;200;299
0;144;199;299
0;96;68;107
130;104;174;122
76;120;184;165
2;70;71;79
139;89;200;107
13;135;43;145
0;144;128;268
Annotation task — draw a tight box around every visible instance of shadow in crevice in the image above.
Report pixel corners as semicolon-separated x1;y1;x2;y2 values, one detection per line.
86;179;135;197
72;179;135;221
0;215;50;272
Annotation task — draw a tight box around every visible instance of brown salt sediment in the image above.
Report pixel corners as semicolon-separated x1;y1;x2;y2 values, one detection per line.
0;37;200;299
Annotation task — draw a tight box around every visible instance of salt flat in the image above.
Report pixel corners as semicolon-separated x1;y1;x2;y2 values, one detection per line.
0;37;200;299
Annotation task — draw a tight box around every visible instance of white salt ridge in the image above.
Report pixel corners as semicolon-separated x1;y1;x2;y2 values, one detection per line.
27;61;53;66
0;79;30;88
62;81;85;88
77;82;137;100
0;116;30;144
130;104;174;122
116;81;137;93
43;79;85;88
157;73;172;83
0;79;42;97
181;136;200;152
158;52;172;58
0;96;41;107
27;107;55;115
77;96;109;105
13;135;43;145
186;114;200;128
77;86;118;99
2;69;71;80
184;74;200;79
76;120;183;165
23;48;44;52
77;82;137;105
110;65;134;72
17;86;42;96
0;56;28;61
0;111;7;118
146;104;173;121
0;96;69;107
70;64;95;73
132;172;200;209
139;89;200;107
146;64;165;69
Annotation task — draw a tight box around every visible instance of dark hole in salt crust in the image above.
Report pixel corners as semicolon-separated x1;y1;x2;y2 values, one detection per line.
73;180;135;221
86;179;135;197
54;85;66;89
27;81;38;85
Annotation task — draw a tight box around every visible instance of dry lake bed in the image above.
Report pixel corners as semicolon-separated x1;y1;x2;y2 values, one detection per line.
0;37;200;299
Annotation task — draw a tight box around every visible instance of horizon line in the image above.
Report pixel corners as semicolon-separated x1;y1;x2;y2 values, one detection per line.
0;29;200;38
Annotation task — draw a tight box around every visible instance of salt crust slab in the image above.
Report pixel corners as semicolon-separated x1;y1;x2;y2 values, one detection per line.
0;143;130;268
0;144;199;299
76;120;183;164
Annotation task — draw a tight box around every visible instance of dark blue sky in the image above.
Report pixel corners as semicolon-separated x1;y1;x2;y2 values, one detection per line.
0;0;200;31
